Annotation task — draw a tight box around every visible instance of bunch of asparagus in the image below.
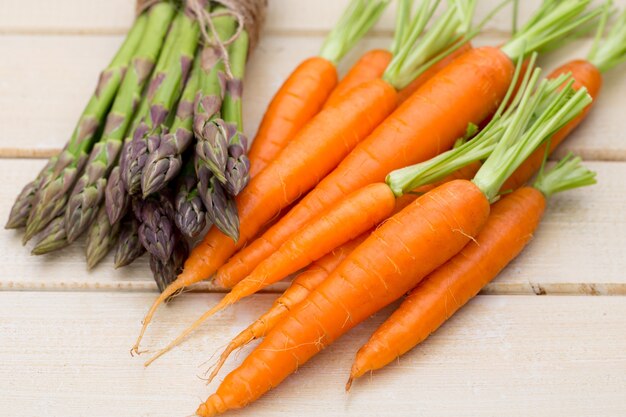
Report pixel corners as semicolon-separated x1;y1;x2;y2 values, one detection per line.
5;0;255;290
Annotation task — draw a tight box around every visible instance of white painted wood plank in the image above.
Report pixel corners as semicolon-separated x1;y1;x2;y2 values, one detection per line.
2;0;625;35
0;292;625;417
2;33;626;159
1;159;625;295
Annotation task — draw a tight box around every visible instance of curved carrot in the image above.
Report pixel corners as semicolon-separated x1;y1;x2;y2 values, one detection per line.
502;60;602;191
348;186;546;385
197;179;491;416
216;46;514;290
324;49;392;108
133;79;397;353
247;57;337;178
206;233;368;384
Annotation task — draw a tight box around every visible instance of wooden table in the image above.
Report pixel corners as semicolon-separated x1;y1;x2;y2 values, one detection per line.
1;1;625;416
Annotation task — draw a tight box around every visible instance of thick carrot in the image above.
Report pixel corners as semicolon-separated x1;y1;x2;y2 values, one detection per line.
247;58;337;178
197;180;490;416
502;60;602;191
324;49;392;108
216;46;514;290
247;0;390;178
348;154;597;386
206;233;368;384
348;186;546;385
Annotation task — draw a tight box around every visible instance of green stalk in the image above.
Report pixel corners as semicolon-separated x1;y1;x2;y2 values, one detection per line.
500;0;603;61
22;13;149;243
121;10;200;196
319;0;391;64
140;51;201;197
65;3;176;243
533;153;596;198
588;6;626;73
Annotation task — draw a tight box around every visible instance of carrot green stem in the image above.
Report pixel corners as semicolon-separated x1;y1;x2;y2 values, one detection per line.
588;5;626;73
390;0;412;55
533;153;596;198
319;0;390;65
501;0;602;61
473;71;592;203
383;0;476;90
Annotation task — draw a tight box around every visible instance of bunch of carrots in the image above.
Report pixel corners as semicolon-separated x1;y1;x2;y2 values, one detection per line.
10;0;626;415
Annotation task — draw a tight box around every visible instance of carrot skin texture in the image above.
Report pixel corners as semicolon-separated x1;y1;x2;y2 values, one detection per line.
324;49;392;108
349;187;546;381
502;60;602;191
396;42;473;104
248;57;338;178
197;179;491;415
217;46;514;289
207;234;368;384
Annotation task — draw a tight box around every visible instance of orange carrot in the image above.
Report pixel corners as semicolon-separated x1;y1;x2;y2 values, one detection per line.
248;0;390;178
133;1;478;353
324;49;392;108
206;233;368;384
216;46;515;290
348;155;596;386
195;64;592;415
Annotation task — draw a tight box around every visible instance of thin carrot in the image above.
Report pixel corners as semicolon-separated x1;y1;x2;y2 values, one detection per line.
194;66;592;415
133;0;479;354
247;0;390;178
347;155;596;387
215;1;600;291
324;49;392;108
206;233;368;384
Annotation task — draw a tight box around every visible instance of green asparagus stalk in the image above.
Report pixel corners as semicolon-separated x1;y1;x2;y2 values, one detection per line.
85;205;121;269
134;193;177;262
104;165;130;225
141;52;201;197
194;13;237;185
114;214;146;268
222;31;250;196
197;173;239;241
121;10;200;196
149;233;189;293
64;3;176;243
31;214;70;255
5;159;56;229
22;13;149;243
174;158;207;238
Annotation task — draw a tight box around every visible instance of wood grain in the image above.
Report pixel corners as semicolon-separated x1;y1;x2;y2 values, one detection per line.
1;292;625;417
2;159;625;295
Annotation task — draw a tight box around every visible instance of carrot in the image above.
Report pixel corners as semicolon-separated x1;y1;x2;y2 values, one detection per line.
247;0;390;178
195;66;592;415
323;49;392;108
502;3;626;190
347;155;596;387
133;0;479;354
214;1;600;291
206;233;368;384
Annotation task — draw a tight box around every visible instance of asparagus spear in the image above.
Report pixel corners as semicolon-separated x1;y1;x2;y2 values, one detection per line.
31;214;70;255
141;52;201;197
149;233;189;293
121;10;200;196
5;158;56;229
222;31;251;196
114;215;146;268
85;205;121;269
174;158;207;239
193;13;237;186
64;3;176;243
22;13;149;243
134;192;177;262
198;173;240;241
